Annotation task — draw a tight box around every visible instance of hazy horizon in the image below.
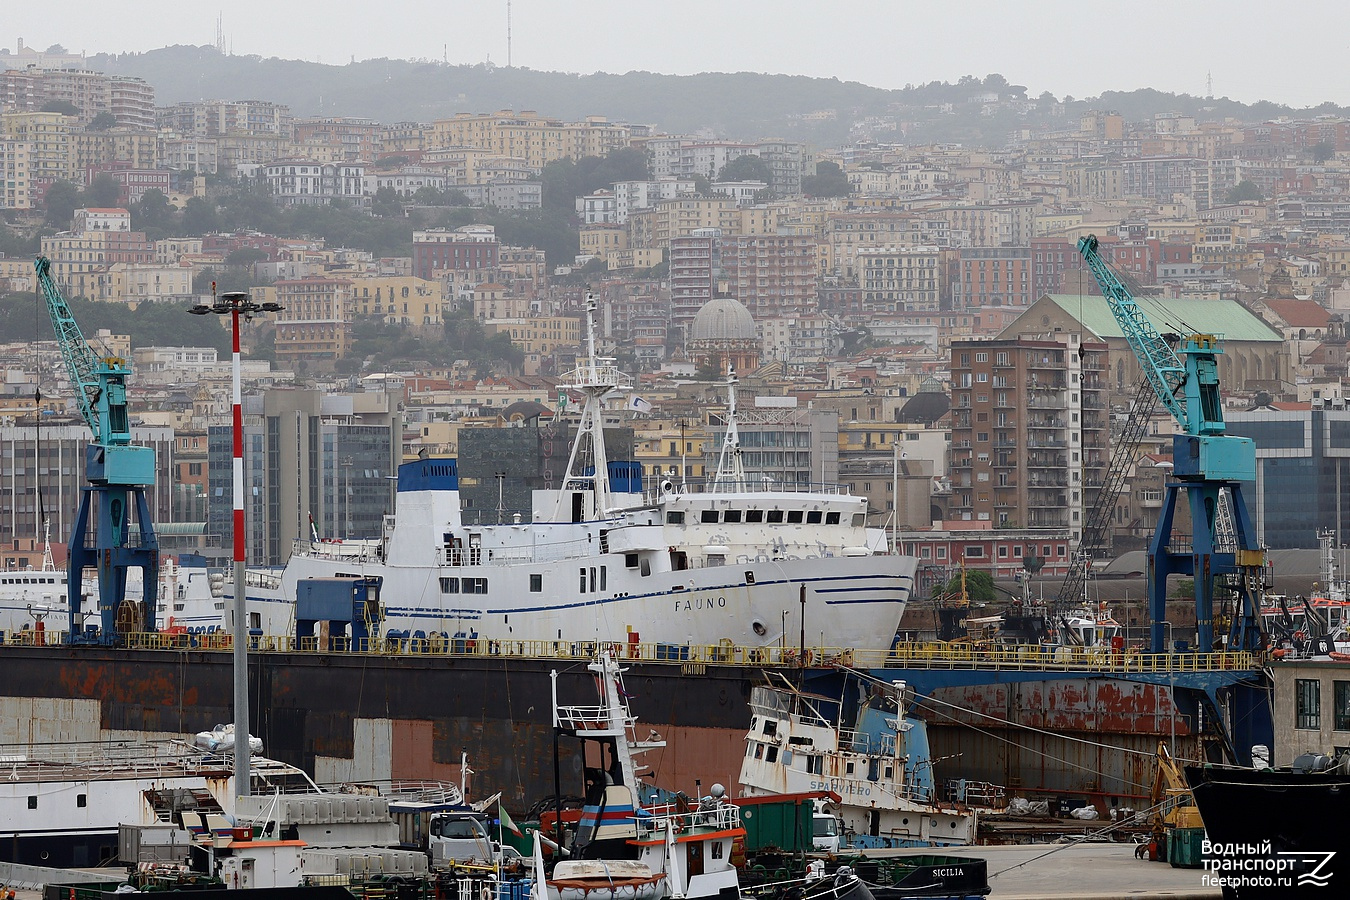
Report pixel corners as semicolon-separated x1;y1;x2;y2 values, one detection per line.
12;1;1350;110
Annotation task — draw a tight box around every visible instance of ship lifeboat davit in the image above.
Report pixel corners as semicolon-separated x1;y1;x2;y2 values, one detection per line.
548;860;667;900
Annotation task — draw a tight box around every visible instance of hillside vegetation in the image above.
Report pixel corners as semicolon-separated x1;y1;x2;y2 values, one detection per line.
90;47;1349;146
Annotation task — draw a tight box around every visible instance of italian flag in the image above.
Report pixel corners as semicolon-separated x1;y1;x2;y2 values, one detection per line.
500;800;523;837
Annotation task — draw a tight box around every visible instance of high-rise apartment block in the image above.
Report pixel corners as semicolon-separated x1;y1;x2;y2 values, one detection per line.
721;233;818;319
949;334;1109;544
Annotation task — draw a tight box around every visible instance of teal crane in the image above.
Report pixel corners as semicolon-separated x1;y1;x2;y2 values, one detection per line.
1076;236;1264;653
35;256;159;642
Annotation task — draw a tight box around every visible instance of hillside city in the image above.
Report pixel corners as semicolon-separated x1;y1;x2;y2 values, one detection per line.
1;41;1347;592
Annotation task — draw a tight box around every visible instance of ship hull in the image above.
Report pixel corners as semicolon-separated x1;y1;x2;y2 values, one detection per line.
0;646;1264;819
1186;764;1350;897
214;553;914;653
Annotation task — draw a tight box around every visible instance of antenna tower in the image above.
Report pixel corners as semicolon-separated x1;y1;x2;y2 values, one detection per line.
1206;71;1213;100
216;13;226;55
507;0;512;67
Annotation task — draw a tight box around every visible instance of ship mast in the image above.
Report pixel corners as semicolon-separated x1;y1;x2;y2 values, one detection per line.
551;294;629;520
712;366;746;491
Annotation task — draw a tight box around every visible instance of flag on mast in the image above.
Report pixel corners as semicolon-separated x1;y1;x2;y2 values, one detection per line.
499;799;523;837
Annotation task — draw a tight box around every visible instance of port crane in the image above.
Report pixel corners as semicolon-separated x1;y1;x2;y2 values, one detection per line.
35;256;159;643
1074;236;1264;652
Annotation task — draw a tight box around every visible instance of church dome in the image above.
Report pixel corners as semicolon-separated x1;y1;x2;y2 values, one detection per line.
691;296;756;342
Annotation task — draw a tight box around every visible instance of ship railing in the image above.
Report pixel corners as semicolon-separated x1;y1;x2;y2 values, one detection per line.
636;799;741;836
0;631;1259;673
294;539;384;563
876;642;1257;673
646;478;845;502
554;703;636;732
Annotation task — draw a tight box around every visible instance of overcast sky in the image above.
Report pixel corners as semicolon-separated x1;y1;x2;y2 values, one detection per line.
11;1;1350;108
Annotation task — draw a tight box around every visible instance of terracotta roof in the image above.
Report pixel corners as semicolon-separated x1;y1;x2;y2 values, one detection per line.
1264;298;1332;328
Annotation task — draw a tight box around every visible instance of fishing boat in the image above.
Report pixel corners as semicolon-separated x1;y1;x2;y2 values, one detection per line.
531;652;744;900
199;296;914;653
738;675;996;848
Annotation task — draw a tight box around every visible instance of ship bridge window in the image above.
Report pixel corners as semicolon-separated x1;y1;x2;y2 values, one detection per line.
754;744;764;759
530;574;542;592
626;553;639;569
807;511;823;524
825;512;841;525
787;511;804;524
666;511;685;525
439;577;460;594
700;510;720;524
808;756;823;775
767;510;785;524
640;559;651;576
762;719;778;738
852;513;866;527
27;796;36;809
746;509;764;523
463;577;488;594
765;746;779;763
77;793;86;807
723;509;742;524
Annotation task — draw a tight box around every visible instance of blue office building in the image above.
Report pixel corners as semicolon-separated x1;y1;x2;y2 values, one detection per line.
1226;405;1350;549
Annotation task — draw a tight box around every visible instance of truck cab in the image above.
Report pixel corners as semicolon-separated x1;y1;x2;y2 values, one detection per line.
429;813;499;867
812;809;841;853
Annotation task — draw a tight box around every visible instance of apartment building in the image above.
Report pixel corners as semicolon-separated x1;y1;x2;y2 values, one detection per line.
428;111;629;171
953;247;1034;309
412;225;500;280
0;137;29;209
1;111;71;196
348;275;442;326
273;276;355;369
948;334;1110;545
721;233;818;319
668;229;721;333
157;100;293;138
262;159;366;208
858;245;942;312
293;117;380;162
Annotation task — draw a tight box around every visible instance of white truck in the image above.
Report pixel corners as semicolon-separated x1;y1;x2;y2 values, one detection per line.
393;805;513;868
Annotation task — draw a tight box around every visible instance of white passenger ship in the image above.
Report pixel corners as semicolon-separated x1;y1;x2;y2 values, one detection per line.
188;297;917;653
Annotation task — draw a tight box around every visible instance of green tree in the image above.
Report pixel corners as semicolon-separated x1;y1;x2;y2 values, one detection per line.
934;569;996;604
371;186;406;217
131;189;176;233
802;160;851;198
1311;141;1336;163
182;196;220;235
717;154;771;184
43;180;81;226
82;173;122;209
694;353;724;381
40;99;80;117
88;111;118;131
1226;181;1264;204
225;247;268;267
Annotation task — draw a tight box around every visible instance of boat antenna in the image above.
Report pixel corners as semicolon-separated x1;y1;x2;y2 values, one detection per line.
712;365;746;491
550;293;628;521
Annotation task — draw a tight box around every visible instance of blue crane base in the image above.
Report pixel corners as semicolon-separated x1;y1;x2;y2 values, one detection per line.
1150;478;1263;654
66;484;160;645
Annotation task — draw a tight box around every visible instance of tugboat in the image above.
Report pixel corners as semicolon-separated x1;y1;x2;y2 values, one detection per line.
532;652;744;900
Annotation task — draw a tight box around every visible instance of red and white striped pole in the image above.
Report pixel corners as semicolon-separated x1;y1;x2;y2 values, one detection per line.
229;302;250;801
192;289;282;803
